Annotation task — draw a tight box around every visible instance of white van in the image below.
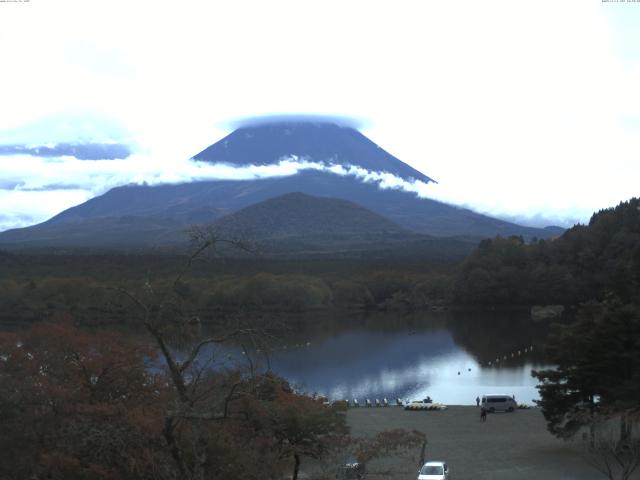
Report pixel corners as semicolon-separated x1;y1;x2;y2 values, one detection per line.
481;394;517;412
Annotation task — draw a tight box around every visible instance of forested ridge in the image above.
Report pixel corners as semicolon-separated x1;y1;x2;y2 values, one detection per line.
454;198;640;306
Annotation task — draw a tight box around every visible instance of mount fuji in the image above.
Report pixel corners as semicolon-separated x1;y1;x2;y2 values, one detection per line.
0;118;563;253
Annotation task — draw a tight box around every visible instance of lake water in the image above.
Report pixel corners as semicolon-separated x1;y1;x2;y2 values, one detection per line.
1;308;553;406
204;309;552;406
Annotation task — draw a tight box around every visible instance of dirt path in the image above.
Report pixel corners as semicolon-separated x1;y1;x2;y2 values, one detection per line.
345;406;638;480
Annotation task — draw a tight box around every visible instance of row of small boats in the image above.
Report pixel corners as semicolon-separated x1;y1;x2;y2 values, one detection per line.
345;397;446;410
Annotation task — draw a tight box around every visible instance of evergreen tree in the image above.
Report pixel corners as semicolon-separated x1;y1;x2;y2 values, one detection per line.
533;301;640;438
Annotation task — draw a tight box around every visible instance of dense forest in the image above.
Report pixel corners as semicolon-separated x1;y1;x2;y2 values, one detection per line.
0;252;456;327
454;198;640;306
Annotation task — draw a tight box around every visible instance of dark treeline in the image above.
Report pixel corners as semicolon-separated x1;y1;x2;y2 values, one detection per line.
454;198;640;306
0;252;457;326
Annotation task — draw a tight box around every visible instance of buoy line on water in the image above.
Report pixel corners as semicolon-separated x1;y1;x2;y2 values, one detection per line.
486;344;535;367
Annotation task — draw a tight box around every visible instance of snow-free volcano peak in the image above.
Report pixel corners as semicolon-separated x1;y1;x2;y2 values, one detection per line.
193;118;434;184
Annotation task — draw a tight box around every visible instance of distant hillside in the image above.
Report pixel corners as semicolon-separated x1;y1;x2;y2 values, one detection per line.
211;192;480;259
453;197;640;305
214;192;407;239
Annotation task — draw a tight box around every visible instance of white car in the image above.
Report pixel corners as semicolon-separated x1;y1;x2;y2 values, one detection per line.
418;461;449;480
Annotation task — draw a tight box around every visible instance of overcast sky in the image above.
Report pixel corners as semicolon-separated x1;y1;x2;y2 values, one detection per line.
0;0;639;232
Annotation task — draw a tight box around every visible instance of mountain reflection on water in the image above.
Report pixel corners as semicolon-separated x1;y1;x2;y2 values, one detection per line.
204;309;552;406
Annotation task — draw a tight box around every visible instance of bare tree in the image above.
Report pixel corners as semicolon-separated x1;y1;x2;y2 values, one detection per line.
578;413;640;480
113;227;262;480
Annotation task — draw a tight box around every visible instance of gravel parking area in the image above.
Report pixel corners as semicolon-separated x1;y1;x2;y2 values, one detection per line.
346;406;639;480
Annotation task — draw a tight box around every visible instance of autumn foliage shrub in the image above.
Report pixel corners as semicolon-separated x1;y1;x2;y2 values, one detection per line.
0;320;356;480
0;319;169;479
